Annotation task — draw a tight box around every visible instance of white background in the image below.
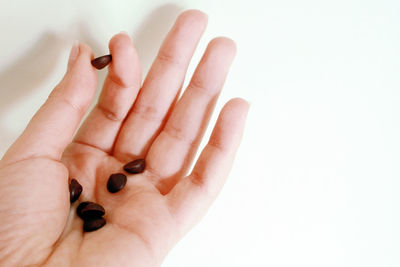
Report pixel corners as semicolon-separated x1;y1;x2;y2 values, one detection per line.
0;0;399;266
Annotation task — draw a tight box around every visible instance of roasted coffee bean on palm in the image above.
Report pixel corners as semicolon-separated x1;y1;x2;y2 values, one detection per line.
83;217;106;232
77;201;93;219
79;203;105;219
107;173;127;193
123;159;146;174
69;179;82;203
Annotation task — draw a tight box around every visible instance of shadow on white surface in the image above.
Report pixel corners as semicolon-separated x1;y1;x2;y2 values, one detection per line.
131;4;183;76
0;32;65;153
0;4;184;156
0;33;63;112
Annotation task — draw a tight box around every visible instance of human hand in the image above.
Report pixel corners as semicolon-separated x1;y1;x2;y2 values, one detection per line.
0;10;249;267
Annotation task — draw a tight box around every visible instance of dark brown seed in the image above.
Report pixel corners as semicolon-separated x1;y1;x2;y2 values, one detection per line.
107;173;127;193
77;201;94;219
80;203;105;219
83;217;106;232
123;159;146;174
91;54;112;70
69;179;82;203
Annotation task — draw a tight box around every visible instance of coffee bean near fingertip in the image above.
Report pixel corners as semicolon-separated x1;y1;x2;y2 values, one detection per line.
83;217;106;232
107;173;127;193
123;159;146;174
69;179;82;203
91;54;112;69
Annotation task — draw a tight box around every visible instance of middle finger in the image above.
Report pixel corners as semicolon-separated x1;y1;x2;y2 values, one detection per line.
113;10;208;161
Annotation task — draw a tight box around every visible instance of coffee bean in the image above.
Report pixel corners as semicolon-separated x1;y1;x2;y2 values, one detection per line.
77;201;93;219
80;203;105;219
123;159;146;174
69;179;82;203
91;54;112;70
83;217;106;232
107;173;127;193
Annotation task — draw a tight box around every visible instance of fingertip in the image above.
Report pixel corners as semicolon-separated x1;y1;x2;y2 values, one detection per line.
175;9;208;34
108;32;136;61
179;9;208;23
220;98;250;126
228;97;250;112
209;37;237;59
118;30;130;37
67;40;80;70
78;42;94;59
56;41;97;108
109;31;134;49
107;32;141;87
69;42;96;75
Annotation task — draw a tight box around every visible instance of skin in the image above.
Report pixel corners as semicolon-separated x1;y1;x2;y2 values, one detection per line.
0;10;249;267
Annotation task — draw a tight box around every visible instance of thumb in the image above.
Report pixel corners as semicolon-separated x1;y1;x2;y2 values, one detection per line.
1;41;98;166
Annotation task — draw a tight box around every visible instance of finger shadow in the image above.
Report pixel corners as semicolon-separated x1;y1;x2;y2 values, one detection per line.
131;4;183;77
0;5;185;155
66;4;183;106
0;32;66;154
0;32;65;116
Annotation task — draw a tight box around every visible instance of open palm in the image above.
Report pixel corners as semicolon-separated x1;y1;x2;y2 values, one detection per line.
0;10;248;267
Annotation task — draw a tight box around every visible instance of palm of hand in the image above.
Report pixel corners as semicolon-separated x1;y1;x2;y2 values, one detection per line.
0;146;174;266
0;10;248;267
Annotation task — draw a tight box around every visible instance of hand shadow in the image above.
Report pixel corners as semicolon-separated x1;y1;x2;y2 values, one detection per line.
0;4;184;156
0;32;65;155
75;3;183;88
70;3;183;126
131;4;183;76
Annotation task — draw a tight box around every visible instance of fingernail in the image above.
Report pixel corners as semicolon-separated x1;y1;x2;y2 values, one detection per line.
119;30;129;36
68;40;80;68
